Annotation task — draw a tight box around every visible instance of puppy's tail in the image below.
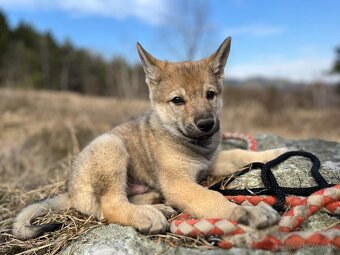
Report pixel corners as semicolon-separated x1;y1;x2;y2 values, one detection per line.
12;193;72;240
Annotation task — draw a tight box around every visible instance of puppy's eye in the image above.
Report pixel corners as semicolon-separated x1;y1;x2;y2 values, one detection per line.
207;90;215;100
171;97;185;105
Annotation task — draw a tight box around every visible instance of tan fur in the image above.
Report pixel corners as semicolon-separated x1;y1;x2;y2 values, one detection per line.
13;37;284;240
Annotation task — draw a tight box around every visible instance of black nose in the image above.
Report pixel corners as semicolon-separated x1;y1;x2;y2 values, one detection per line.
195;117;215;132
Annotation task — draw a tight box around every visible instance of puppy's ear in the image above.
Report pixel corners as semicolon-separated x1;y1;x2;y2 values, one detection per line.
136;43;161;85
206;37;231;80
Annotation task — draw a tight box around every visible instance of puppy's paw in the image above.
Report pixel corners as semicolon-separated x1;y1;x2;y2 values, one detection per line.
131;205;169;234
232;204;280;229
260;147;289;162
152;204;177;219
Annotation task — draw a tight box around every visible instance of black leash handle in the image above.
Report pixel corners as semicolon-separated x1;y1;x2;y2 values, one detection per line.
209;150;335;211
265;151;328;187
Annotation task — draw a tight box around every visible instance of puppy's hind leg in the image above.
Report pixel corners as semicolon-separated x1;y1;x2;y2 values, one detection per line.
129;191;162;205
101;191;170;234
210;148;288;176
91;135;169;234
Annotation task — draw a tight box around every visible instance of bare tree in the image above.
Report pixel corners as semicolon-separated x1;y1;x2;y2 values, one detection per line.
160;0;213;60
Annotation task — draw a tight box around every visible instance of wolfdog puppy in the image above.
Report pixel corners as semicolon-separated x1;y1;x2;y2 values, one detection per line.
13;37;285;240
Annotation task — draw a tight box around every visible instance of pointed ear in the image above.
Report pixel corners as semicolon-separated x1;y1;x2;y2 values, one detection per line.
207;37;231;80
136;42;161;84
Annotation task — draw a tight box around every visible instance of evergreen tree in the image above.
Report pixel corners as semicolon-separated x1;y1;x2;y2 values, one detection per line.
0;10;9;82
331;47;340;74
0;11;147;97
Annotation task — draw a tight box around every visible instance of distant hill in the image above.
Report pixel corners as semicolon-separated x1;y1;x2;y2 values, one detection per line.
225;77;315;88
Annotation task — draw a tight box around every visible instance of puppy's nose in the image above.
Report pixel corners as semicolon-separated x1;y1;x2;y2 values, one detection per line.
195;117;215;132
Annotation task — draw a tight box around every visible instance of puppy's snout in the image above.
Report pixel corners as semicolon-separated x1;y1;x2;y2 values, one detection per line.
195;117;215;132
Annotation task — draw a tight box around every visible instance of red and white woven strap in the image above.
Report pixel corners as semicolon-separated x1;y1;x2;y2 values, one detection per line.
169;185;340;250
218;226;340;250
225;195;340;214
222;132;257;151
170;218;251;237
279;184;340;232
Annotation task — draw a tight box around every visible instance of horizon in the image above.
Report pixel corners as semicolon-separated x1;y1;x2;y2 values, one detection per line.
0;0;340;83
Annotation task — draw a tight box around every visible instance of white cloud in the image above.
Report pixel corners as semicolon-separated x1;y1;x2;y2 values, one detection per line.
227;55;336;82
226;24;285;37
0;0;167;25
230;0;246;8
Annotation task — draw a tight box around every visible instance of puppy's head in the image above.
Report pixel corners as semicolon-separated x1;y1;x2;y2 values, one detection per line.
137;37;231;141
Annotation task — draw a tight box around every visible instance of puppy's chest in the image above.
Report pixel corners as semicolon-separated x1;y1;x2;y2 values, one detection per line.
126;144;159;187
190;149;219;182
124;131;218;188
192;156;214;181
127;148;213;189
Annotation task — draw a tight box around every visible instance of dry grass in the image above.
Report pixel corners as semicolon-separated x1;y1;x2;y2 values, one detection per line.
0;185;102;255
0;88;149;254
0;88;339;254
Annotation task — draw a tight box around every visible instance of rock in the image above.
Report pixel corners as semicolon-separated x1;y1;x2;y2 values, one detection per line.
228;134;340;190
61;224;276;255
60;135;339;255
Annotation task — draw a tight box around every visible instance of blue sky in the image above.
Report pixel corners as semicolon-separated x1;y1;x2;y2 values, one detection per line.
0;0;339;82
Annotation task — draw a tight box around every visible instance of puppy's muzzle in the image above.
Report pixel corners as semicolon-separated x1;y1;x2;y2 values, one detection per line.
195;116;215;133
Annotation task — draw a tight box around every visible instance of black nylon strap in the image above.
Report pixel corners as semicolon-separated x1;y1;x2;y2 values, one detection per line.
209;150;335;211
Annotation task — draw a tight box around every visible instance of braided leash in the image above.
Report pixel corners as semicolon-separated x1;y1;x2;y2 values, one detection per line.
169;132;340;250
222;132;257;151
225;195;340;215
217;185;340;250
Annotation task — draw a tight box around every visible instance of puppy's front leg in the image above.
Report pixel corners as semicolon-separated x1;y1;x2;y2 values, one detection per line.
161;173;279;229
160;174;239;219
210;148;288;176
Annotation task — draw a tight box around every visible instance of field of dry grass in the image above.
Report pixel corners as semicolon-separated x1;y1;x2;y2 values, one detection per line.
0;88;339;254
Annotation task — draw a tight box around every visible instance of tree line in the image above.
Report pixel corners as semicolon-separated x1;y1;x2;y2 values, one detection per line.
0;11;149;98
0;10;339;101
